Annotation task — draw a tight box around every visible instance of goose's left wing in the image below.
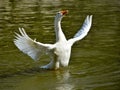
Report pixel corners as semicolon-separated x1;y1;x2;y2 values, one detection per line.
14;28;55;61
68;15;93;46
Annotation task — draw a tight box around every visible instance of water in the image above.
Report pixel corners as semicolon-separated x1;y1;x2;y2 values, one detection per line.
0;0;120;90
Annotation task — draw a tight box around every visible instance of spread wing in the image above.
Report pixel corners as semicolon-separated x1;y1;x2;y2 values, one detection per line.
68;15;93;46
14;28;55;61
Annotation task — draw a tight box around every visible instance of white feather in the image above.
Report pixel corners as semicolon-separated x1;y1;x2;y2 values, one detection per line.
14;28;54;61
68;15;93;46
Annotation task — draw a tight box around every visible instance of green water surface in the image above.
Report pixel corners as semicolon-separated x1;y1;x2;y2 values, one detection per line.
0;0;120;90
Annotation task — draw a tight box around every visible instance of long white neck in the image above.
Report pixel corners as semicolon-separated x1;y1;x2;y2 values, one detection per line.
54;16;66;42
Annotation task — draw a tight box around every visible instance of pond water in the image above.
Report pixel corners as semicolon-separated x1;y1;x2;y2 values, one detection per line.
0;0;120;90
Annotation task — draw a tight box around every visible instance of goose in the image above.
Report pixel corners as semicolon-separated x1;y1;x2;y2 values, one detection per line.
14;10;93;70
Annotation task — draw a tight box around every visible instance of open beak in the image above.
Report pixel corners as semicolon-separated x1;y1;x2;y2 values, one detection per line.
60;10;68;15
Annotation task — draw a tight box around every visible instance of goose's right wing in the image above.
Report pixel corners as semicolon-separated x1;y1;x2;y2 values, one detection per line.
68;15;93;46
14;28;55;61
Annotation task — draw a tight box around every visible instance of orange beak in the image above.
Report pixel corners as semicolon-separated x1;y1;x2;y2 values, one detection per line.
60;10;68;15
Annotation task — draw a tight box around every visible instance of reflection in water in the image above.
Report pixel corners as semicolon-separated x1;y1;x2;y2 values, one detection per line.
13;69;74;90
55;70;74;90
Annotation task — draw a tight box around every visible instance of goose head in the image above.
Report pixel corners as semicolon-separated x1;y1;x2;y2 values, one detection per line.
55;10;68;21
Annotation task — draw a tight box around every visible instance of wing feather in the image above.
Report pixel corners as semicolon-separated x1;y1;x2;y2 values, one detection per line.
68;15;93;45
14;28;55;61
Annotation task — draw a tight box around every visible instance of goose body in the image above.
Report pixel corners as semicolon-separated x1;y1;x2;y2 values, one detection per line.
14;10;93;70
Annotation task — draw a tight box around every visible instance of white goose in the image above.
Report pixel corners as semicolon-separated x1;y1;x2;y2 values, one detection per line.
14;10;93;70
